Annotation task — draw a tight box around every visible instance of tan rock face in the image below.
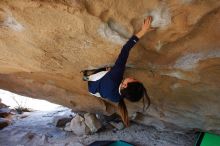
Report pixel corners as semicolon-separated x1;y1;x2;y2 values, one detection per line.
0;0;220;132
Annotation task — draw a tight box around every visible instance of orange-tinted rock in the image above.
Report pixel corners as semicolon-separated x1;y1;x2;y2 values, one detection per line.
0;0;220;133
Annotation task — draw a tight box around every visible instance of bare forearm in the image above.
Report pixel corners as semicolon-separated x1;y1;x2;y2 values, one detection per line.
135;30;146;39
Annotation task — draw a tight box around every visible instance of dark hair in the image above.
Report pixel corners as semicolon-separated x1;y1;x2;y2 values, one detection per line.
118;82;151;127
121;82;145;102
118;99;129;127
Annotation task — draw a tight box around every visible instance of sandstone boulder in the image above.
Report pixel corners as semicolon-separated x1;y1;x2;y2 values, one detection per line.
84;113;102;133
70;114;90;136
0;0;219;133
64;122;72;132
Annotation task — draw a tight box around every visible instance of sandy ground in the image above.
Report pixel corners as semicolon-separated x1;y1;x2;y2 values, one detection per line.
0;107;195;146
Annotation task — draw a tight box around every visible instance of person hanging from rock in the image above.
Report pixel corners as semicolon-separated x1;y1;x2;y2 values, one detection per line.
82;16;152;127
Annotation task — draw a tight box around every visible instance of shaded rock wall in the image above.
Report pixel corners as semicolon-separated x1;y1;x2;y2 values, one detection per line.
0;0;220;132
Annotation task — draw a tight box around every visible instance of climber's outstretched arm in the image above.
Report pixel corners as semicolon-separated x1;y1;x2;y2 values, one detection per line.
109;16;152;82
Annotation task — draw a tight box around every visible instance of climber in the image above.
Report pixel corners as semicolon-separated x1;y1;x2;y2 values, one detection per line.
83;16;152;127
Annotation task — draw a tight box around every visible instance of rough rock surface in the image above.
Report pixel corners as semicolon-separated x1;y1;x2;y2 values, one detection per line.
70;114;90;136
0;108;194;146
0;0;220;133
53;116;72;127
84;113;102;133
